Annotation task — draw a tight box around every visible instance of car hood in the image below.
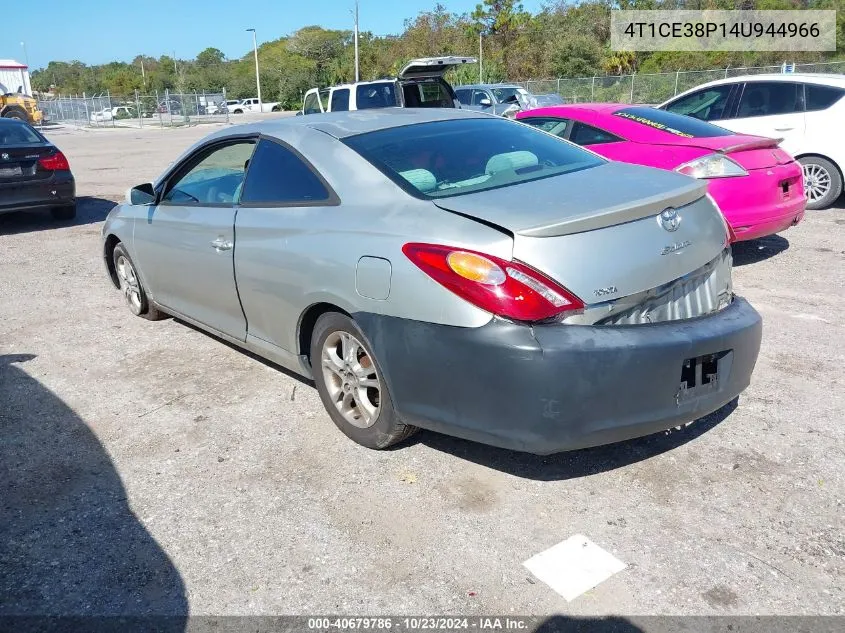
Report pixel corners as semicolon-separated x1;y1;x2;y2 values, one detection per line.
433;161;706;238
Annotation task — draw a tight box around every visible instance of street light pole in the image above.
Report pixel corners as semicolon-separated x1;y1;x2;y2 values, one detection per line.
20;41;30;67
246;28;262;111
478;34;483;83
353;1;360;82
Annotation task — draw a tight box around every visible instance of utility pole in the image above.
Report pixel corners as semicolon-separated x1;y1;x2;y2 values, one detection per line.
247;28;263;111
140;58;146;91
479;34;483;83
353;1;360;82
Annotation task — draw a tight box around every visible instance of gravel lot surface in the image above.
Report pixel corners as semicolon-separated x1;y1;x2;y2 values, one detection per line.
1;121;843;618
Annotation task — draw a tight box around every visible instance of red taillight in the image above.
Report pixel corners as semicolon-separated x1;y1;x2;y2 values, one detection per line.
38;151;70;172
402;242;584;322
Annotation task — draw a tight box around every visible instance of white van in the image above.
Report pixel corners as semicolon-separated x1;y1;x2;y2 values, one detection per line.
301;56;476;115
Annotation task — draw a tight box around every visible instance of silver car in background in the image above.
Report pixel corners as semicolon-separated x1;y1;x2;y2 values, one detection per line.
102;109;762;455
454;84;537;117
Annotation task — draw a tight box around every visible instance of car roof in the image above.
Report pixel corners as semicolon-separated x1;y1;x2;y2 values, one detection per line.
457;83;524;90
327;79;397;90
687;73;845;90
252;108;489;140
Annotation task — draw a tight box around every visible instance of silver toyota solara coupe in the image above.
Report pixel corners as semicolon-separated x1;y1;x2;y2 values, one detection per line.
102;108;762;454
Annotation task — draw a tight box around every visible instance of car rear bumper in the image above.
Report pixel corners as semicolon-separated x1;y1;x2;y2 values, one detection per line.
355;298;762;454
709;164;806;242
0;175;75;215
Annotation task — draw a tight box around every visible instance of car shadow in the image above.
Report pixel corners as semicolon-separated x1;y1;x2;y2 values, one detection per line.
533;615;645;632
731;234;790;266
403;399;738;482
0;354;187;627
0;196;116;236
173;318;315;388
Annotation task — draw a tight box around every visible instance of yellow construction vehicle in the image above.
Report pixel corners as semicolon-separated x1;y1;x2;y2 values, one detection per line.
1;82;44;125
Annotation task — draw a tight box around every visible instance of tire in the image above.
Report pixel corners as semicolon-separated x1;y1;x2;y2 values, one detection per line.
50;204;76;221
112;243;164;321
233;109;243;114
310;312;418;450
799;156;843;210
2;107;27;121
272;105;281;112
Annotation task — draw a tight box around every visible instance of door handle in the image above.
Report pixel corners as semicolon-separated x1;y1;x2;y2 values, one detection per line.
774;126;794;131
210;237;233;251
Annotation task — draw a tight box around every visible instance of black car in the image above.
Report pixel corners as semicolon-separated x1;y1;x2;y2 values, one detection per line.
0;118;76;220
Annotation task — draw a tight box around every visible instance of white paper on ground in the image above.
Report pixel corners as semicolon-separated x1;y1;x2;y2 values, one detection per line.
523;534;627;602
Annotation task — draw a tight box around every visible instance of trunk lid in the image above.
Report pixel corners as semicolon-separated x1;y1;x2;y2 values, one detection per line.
654;134;794;170
0;143;54;182
399;56;477;80
433;162;729;304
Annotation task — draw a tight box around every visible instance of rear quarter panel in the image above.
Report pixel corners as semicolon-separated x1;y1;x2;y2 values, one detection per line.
232;127;512;355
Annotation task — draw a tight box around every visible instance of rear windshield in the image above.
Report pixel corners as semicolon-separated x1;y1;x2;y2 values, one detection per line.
356;83;399;109
343;117;604;199
613;106;732;138
0;121;43;145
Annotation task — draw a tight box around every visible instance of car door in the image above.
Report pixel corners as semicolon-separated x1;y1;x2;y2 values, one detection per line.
133;137;256;339
472;89;493;112
724;81;806;151
233;136;340;354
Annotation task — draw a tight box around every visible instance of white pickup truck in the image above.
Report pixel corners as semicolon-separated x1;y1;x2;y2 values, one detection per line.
227;98;282;114
301;56;476;114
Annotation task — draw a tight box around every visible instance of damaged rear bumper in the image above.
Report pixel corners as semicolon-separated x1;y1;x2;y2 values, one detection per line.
355;298;762;454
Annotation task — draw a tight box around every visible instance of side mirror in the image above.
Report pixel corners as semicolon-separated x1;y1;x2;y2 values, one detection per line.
127;183;156;206
478;98;492;107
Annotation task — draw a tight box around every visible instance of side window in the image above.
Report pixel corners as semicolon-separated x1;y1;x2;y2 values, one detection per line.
331;88;350;112
570;122;622;146
240;139;331;204
454;89;472;106
162;141;255;205
303;92;321;115
520;117;570;138
356;83;398;110
805;84;845;112
319;90;330;111
665;85;734;121
472;90;491;106
736;82;801;118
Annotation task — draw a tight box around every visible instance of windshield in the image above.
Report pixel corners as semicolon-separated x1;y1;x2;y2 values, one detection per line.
614;106;733;138
0;120;43;145
343;117;604;199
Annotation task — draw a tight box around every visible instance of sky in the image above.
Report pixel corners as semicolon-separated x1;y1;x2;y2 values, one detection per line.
4;0;546;70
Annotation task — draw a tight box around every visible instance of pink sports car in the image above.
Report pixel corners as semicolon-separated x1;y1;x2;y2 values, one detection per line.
516;104;806;242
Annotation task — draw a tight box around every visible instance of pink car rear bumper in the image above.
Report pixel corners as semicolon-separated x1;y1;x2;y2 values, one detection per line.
708;162;806;243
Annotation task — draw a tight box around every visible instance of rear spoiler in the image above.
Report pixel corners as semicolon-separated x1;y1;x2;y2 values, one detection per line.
717;137;783;153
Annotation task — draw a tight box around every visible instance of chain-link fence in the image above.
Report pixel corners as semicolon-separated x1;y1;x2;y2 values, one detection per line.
38;90;230;128
518;60;845;105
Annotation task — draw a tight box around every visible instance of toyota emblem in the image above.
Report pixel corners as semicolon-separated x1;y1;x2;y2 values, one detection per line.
1;153;9;161
658;208;681;232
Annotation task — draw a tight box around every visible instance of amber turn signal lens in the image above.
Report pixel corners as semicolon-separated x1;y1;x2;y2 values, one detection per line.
446;251;506;285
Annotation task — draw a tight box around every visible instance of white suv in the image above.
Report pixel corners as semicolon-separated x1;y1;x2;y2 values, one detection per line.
301;56;476;115
660;74;845;209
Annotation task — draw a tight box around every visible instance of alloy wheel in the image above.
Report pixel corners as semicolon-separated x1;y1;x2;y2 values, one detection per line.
115;255;143;315
320;331;381;429
803;163;831;203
